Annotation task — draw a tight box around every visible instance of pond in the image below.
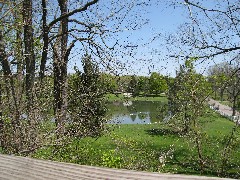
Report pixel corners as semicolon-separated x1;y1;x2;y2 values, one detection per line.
106;101;167;124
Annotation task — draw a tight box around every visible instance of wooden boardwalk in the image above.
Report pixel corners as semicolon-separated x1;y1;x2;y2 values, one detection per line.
0;154;234;180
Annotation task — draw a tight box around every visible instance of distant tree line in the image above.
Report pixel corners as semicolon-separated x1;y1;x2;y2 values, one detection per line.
96;72;168;97
207;58;240;116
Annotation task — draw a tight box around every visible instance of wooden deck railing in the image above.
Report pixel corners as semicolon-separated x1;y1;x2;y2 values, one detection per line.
0;154;233;180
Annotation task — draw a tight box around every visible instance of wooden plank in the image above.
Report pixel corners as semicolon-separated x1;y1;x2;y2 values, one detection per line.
0;154;233;180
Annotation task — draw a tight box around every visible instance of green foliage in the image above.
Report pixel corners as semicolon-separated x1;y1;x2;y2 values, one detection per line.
149;72;168;95
67;54;106;137
184;57;198;68
101;150;123;168
98;74;168;97
100;73;118;93
33;112;240;178
137;76;149;94
167;61;211;133
127;75;139;96
0;116;14;154
166;60;240;175
208;61;240;115
207;62;236;101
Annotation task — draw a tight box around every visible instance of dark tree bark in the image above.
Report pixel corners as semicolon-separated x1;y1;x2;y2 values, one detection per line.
23;0;35;113
14;6;24;111
40;0;48;80
0;76;3;148
53;0;99;136
40;0;98;80
53;0;69;135
226;67;240;116
232;97;236;116
230;86;240;116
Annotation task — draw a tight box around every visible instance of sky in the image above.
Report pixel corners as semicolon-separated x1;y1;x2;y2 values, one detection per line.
108;2;210;77
67;1;186;76
68;0;234;77
122;1;230;77
124;3;188;77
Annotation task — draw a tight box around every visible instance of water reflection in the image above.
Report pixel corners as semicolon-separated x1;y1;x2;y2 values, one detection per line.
106;101;166;124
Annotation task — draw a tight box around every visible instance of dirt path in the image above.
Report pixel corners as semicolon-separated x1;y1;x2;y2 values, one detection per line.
208;98;240;122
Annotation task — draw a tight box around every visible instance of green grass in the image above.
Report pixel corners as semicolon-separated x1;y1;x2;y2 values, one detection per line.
33;110;240;178
105;93;167;102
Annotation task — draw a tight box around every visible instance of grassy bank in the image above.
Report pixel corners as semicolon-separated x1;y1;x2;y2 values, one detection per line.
105;93;167;102
33;110;240;178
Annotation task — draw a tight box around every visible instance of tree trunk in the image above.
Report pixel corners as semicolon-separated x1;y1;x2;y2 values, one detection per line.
54;0;68;136
15;20;24;113
214;90;217;99
40;0;48;80
23;0;35;113
232;95;237;116
0;80;3;149
220;89;224;101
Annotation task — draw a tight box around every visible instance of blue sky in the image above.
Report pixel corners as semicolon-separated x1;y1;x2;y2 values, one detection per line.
127;1;233;77
68;1;187;76
110;2;190;77
68;1;233;77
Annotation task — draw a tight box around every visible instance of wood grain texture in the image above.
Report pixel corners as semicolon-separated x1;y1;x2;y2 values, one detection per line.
0;154;233;180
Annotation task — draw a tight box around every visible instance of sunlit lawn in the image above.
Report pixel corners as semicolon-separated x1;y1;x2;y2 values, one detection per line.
33;109;240;179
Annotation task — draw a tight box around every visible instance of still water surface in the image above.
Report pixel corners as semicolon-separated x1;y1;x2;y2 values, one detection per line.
106;101;166;124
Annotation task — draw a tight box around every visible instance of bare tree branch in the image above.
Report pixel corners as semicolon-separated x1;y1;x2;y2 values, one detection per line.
48;0;98;29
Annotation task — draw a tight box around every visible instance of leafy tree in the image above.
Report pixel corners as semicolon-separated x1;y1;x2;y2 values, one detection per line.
207;63;230;101
137;76;149;95
0;0;149;153
167;59;211;172
167;59;211;133
100;73;118;93
127;75;138;96
149;72;167;95
225;59;240;116
226;71;240;116
164;1;240;175
208;60;240;116
116;75;131;92
68;54;106;137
